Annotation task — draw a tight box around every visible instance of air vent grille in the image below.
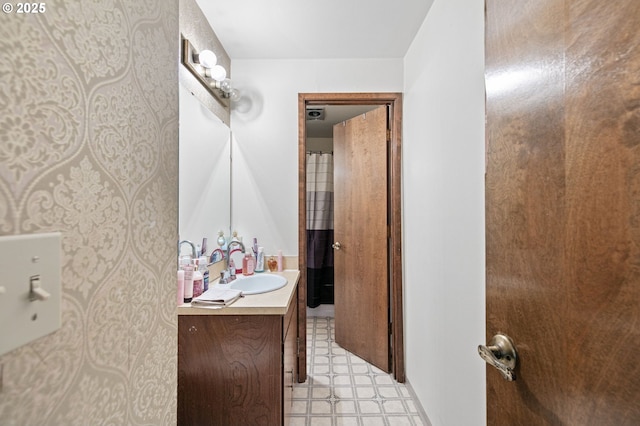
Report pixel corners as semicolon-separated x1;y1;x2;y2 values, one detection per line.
306;108;325;121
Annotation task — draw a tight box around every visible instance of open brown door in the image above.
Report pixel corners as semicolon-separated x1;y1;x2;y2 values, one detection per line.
333;105;390;372
485;0;640;424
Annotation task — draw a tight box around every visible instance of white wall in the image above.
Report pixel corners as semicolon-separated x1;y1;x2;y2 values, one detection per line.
402;0;486;424
306;137;333;153
229;59;403;255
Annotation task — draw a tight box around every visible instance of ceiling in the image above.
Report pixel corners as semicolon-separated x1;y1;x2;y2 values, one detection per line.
195;0;434;60
194;0;433;137
306;105;379;138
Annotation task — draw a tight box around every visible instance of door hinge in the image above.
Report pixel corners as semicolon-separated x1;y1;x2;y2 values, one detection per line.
387;129;391;142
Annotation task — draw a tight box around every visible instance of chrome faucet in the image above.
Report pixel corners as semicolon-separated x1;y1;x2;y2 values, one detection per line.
226;240;245;263
219;240;245;284
178;240;197;259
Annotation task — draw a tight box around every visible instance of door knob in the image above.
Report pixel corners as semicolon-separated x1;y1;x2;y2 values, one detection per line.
478;334;518;381
332;241;342;250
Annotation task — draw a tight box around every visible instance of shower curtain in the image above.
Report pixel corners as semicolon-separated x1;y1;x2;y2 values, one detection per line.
306;152;334;308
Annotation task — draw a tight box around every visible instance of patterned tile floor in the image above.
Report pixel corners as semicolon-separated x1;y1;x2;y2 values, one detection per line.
290;317;426;426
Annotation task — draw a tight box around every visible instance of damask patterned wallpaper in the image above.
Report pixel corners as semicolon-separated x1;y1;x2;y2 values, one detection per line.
0;1;179;424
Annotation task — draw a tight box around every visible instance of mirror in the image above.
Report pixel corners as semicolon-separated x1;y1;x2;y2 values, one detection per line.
179;84;231;263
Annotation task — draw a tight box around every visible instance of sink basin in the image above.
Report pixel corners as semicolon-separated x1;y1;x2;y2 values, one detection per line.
230;274;287;295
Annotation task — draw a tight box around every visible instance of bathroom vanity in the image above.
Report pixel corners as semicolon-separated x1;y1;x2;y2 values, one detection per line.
177;270;299;425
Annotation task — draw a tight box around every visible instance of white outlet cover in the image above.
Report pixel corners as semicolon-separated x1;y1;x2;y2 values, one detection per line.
0;233;62;356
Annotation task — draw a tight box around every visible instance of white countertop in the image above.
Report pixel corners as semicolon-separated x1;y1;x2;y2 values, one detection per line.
177;270;300;316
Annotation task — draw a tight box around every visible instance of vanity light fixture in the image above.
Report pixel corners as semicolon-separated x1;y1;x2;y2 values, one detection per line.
181;36;238;107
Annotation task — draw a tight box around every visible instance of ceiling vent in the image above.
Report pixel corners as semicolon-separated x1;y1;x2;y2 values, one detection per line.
306;107;325;121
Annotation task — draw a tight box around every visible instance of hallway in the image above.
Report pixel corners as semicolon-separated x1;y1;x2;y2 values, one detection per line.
290;317;426;425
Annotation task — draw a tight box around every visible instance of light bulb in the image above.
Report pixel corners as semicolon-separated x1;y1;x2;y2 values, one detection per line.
228;89;240;102
210;65;227;82
219;79;232;93
197;50;217;68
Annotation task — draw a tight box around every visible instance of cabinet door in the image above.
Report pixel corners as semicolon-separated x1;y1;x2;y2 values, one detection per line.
283;290;298;426
178;315;281;425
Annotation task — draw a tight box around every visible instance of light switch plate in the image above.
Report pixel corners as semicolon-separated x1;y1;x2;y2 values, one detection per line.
0;233;61;356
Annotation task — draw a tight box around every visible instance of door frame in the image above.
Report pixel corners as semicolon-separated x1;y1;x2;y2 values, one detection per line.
297;92;404;383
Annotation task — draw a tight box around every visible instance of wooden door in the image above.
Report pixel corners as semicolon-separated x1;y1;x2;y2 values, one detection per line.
485;0;640;424
333;105;390;372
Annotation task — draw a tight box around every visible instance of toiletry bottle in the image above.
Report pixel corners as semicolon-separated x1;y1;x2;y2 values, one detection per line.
192;259;204;298
248;252;256;275
277;250;284;272
267;255;278;272
241;253;248;275
198;256;209;291
183;263;194;303
252;237;258;258
243;252;255;275
177;270;185;306
255;247;265;272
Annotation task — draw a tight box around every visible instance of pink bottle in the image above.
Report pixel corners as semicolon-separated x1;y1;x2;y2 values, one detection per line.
242;252;255;275
177;270;184;306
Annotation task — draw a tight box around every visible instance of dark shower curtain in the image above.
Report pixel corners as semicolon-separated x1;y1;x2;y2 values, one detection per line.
306;152;334;308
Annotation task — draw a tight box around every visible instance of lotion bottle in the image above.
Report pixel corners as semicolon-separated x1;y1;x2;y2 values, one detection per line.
255;247;265;272
198;256;209;291
183;264;194;303
277;250;284;272
248;253;256;275
177;270;185;306
192;260;204;298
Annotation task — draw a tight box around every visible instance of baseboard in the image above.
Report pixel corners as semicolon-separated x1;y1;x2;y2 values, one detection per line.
306;304;335;317
404;378;433;426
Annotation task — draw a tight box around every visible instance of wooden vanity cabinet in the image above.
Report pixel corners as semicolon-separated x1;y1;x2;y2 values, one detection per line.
177;290;298;426
282;290;297;425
